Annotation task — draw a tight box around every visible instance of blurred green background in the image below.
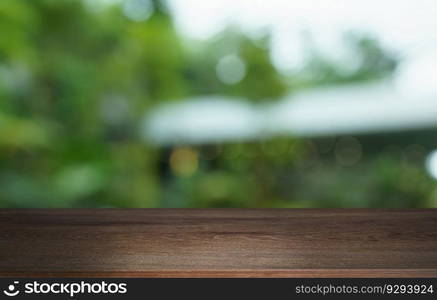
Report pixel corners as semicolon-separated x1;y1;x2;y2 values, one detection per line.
1;0;437;208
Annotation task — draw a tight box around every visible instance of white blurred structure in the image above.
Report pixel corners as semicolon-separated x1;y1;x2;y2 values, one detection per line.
268;80;437;137
144;97;262;144
143;78;437;145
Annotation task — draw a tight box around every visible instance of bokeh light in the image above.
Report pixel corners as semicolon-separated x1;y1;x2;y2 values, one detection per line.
123;0;154;22
170;147;199;178
216;54;247;85
426;150;437;180
334;137;362;166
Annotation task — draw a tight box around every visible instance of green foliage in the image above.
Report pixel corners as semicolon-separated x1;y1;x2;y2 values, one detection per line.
0;0;431;208
295;31;399;88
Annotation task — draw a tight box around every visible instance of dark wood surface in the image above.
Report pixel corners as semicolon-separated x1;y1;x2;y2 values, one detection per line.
0;209;436;278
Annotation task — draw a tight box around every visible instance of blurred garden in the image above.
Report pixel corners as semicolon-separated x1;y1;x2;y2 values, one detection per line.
1;0;437;208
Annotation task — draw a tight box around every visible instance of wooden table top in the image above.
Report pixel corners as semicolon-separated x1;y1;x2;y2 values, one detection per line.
0;209;436;278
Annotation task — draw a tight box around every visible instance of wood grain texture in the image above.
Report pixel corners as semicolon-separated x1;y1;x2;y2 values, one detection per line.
0;209;436;278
